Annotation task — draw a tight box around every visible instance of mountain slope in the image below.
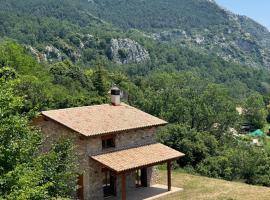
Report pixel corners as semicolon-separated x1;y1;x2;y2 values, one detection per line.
88;0;228;31
0;0;270;70
87;0;270;69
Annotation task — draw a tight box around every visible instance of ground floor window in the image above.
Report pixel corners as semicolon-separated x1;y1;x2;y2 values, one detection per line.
103;170;116;197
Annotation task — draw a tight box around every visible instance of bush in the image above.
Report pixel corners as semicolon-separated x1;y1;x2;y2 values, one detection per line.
157;124;218;167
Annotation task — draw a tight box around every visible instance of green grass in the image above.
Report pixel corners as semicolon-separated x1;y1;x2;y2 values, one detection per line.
157;170;270;200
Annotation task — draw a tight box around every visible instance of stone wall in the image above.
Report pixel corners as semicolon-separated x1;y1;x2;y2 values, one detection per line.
148;166;159;186
115;127;156;150
35;117;160;200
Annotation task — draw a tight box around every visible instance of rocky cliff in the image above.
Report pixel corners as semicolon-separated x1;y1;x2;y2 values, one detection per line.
109;38;150;64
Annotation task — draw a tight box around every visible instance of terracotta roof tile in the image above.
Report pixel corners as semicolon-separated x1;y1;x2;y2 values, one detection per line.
41;103;167;137
91;143;184;173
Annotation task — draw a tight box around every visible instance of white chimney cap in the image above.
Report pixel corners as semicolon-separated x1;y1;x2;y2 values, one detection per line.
111;86;121;106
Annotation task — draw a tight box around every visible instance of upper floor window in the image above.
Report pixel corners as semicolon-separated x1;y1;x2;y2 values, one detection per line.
102;135;116;149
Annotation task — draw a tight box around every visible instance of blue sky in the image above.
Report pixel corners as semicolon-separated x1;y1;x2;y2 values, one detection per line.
216;0;270;30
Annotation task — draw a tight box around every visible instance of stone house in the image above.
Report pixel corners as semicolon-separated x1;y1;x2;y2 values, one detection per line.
33;86;184;200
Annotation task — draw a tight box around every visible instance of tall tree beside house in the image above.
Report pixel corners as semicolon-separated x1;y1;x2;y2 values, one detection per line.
93;62;109;97
37;138;78;198
0;77;78;199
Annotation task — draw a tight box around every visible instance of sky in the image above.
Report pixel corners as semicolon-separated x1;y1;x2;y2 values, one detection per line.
216;0;270;30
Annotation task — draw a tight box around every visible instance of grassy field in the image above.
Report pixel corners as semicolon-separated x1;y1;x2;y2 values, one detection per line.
157;170;270;200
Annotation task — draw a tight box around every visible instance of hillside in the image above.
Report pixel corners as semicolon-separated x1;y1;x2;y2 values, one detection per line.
89;0;228;31
88;0;270;69
158;170;270;200
1;0;270;69
1;1;270;99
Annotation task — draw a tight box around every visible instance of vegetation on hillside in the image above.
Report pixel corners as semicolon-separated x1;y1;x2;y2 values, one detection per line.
88;0;270;68
1;0;270;68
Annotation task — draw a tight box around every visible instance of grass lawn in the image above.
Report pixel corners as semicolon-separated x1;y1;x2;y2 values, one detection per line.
157;170;270;200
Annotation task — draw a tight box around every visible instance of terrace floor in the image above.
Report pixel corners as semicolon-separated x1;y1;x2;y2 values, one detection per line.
106;184;183;200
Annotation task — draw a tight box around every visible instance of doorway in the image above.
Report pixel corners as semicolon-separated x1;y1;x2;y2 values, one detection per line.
136;168;148;187
103;170;116;197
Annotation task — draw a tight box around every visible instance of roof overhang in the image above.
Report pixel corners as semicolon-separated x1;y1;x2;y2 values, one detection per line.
90;143;184;174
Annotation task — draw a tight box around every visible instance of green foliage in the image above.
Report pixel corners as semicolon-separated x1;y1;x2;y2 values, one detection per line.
158;124;218;167
133;72;239;133
158;122;270;186
37;139;78;198
50;60;94;91
3;163;52;200
89;0;228;31
0;80;23;118
197;144;270;186
243;93;267;129
92;63;110;97
0;41;112;113
0;67;17;81
0;72;77;199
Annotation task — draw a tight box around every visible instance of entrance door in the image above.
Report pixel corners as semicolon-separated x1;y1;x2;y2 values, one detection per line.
136;168;148;187
141;168;148;187
103;171;116;197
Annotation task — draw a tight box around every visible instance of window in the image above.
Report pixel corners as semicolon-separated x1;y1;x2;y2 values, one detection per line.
102;135;116;149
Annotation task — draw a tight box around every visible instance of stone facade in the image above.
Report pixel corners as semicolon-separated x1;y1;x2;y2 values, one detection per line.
35;117;159;200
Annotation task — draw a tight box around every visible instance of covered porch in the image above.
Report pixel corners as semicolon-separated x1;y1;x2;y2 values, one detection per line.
91;143;184;200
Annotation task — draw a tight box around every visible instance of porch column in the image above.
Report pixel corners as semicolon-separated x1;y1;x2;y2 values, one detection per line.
121;173;126;200
167;161;172;191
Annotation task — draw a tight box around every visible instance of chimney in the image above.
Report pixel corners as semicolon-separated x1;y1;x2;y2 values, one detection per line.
111;85;121;106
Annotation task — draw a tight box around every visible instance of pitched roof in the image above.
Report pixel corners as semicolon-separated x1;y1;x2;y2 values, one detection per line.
41;103;167;137
91;143;184;173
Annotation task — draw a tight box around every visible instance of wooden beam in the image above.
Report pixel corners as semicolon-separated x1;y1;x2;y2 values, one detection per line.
167;161;172;191
77;174;84;200
121;173;126;200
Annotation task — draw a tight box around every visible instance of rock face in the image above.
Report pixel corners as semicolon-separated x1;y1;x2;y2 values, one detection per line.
109;38;150;64
45;45;63;62
25;46;42;62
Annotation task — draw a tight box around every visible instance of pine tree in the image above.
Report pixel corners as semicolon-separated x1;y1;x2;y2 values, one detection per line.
93;62;108;96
